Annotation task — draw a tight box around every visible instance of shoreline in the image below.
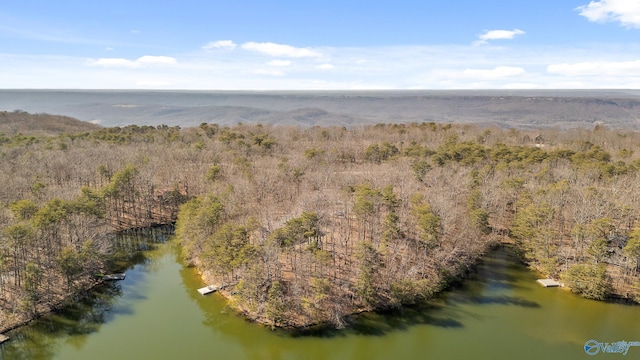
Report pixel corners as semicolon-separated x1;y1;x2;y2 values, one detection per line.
192;242;498;330
4;238;637;337
194;240;640;331
0;277;105;335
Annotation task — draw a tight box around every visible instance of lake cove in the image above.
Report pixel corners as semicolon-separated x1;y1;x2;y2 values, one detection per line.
1;231;640;360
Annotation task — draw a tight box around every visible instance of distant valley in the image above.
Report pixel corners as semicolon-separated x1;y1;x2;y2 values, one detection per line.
1;89;640;129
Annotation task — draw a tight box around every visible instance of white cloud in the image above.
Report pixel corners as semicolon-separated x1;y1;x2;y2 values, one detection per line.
7;42;640;89
202;40;237;50
316;63;335;70
267;60;292;67
501;82;540;89
547;59;640;76
137;55;177;65
241;42;322;57
89;58;139;68
252;68;286;76
577;0;640;28
136;79;172;87
463;66;527;79
87;55;177;68
476;29;525;45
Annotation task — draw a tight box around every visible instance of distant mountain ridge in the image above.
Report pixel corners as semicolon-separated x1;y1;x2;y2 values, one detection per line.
1;90;640;129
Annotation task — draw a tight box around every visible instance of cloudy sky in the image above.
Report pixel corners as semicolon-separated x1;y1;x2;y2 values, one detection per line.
1;0;640;89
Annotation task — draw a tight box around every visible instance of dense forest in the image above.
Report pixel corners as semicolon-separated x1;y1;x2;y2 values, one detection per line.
2;110;640;331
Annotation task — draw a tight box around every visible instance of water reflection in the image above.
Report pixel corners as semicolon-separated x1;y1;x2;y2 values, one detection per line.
0;284;122;360
107;226;172;271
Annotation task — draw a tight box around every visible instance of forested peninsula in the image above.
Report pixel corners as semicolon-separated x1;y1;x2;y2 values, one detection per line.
2;110;640;331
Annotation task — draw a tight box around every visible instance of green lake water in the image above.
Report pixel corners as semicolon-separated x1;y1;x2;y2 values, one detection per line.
2;230;640;360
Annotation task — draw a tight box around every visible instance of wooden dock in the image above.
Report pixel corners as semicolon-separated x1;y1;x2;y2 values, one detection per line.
537;279;561;287
0;334;9;344
102;273;126;281
197;285;219;295
197;283;231;295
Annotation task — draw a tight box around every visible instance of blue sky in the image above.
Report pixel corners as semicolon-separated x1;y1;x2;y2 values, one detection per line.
1;0;640;89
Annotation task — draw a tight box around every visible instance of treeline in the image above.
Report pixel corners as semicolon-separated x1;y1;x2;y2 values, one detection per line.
3;112;640;330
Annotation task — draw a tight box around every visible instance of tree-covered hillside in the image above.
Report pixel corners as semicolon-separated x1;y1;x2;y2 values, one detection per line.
0;110;101;136
2;112;640;330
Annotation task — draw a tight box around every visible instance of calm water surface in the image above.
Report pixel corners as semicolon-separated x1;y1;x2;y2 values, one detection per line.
1;231;639;360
